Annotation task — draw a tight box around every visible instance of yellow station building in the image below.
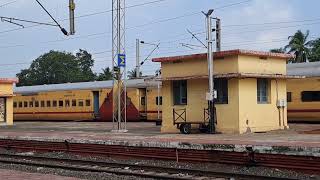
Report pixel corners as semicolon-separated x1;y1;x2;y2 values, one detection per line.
153;49;296;134
0;78;18;125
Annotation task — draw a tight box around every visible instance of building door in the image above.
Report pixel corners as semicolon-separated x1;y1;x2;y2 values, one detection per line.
0;98;6;123
93;91;100;118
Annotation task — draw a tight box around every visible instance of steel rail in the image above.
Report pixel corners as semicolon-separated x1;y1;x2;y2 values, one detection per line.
0;153;293;180
0;139;319;174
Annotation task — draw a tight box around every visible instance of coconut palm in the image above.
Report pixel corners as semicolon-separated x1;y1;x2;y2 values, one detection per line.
127;68;142;79
270;48;286;53
285;30;312;63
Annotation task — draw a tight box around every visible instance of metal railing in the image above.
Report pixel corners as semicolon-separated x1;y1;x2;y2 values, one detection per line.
173;108;186;125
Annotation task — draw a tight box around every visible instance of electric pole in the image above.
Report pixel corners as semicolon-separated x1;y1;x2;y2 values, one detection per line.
112;0;127;132
136;39;140;78
69;0;75;35
203;9;216;134
216;18;221;52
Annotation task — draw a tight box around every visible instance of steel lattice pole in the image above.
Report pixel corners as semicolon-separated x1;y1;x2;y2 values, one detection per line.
112;0;127;132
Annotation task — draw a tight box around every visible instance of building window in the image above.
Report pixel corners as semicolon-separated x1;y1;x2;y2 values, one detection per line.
59;100;63;107
24;101;28;108
173;80;187;105
287;92;292;102
301;91;320;102
156;96;162;105
47;101;51;107
86;100;91;106
214;79;228;104
35;101;39;107
141;97;146;106
257;79;269;104
41;101;45;107
65;100;70;107
13;102;17;108
29;101;34;107
53;101;57;107
78;100;84;107
72;100;77;107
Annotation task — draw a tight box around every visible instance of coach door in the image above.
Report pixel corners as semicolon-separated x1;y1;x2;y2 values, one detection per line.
139;88;147;119
93;91;100;118
0;98;6;123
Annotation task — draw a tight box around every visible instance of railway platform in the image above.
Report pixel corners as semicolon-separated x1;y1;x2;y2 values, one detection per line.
0;122;319;174
0;122;319;156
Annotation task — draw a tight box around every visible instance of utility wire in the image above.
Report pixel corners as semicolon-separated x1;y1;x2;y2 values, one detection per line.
0;0;19;8
0;16;57;27
0;0;250;36
35;0;68;35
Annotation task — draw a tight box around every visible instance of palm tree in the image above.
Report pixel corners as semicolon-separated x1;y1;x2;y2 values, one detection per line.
285;30;312;63
270;48;286;53
127;69;142;79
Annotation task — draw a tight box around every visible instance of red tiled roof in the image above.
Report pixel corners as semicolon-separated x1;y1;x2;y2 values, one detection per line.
0;78;19;84
152;49;293;63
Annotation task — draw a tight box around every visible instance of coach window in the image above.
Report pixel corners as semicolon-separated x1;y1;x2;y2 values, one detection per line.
65;100;70;107
214;78;228;104
29;101;33;107
41;101;45;107
13;102;17;108
257;79;270;104
18;102;23;108
86;100;91;106
72;100;77;107
46;101;51;107
141;97;146;105
35;101;39;107
301;91;320;102
59;100;64;107
173;80;187;105
78;100;84;107
24;101;28;108
53;100;57;107
156;96;162;105
287;92;292;102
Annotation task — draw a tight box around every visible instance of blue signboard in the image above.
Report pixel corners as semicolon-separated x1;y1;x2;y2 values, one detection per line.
118;54;126;67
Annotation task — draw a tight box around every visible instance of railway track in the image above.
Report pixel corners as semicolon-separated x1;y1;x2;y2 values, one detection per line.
0;153;294;180
0;139;319;175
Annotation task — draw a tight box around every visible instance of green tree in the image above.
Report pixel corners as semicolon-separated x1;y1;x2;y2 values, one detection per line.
76;49;96;81
16;50;96;86
127;68;142;79
309;38;320;62
285;30;312;63
270;48;286;53
96;67;113;81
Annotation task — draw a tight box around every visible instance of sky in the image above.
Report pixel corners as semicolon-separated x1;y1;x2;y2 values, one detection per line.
0;0;319;78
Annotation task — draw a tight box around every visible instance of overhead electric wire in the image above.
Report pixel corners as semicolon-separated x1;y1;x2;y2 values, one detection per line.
0;0;250;36
0;0;19;8
35;0;68;35
0;16;57;27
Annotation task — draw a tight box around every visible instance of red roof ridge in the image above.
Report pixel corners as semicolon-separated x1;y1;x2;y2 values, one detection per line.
0;78;19;83
152;49;293;63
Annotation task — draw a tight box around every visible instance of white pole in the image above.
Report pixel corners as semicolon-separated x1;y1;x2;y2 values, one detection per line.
136;39;140;78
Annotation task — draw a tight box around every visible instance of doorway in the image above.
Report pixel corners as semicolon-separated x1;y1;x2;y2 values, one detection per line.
0;98;6;123
93;91;100;119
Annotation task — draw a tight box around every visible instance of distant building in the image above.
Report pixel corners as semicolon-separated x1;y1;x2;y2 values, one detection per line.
0;78;18;125
153;49;297;134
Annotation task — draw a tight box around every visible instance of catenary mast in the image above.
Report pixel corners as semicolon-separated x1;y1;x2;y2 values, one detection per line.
112;0;127;132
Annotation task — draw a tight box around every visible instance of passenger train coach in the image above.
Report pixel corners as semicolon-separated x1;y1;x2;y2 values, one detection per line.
13;79;162;121
287;61;320;122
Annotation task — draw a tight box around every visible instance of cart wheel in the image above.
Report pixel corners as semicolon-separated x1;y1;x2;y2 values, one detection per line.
180;123;191;134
